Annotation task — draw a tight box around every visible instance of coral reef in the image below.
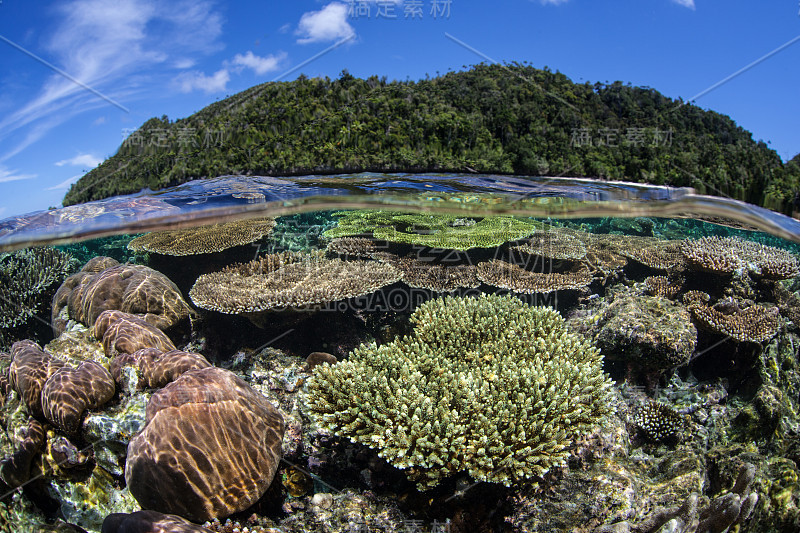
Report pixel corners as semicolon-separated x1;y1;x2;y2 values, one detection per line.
305;293;613;489
689;300;782;343
324;211;539;250
110;348;211;389
8;340;66;418
125;367;285;521
631;401;686;443
103;510;213;533
0;247;76;349
681;236;799;279
51;257;192;335
0;418;45;488
569;292;697;373
378;253;480;292
511;229;587;260
94;310;177;356
476;259;592;293
189;253;401;314
643;275;683;299
595;462;758;533
41;360;115;435
127;217;276;256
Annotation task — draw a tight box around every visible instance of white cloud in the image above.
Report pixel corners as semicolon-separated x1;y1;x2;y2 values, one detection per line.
296;2;355;44
672;0;695;8
174;58;197;69
92;116;106;126
0;0;224;159
0;207;6;218
55;153;102;168
232;51;287;75
174;69;230;94
0;165;36;183
46;174;84;191
539;0;570;5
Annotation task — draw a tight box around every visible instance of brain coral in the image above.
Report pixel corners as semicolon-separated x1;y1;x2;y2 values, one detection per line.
305;294;613;489
125;367;284;521
51;257;192;335
127;217;276;256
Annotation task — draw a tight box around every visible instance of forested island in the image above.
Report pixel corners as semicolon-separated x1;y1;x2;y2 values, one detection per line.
64;63;800;213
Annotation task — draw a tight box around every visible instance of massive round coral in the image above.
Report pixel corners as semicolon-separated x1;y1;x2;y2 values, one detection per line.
304;293;613;489
51;257;192;335
125;367;284;521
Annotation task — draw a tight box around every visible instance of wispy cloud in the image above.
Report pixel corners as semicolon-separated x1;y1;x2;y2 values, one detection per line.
296;2;355;44
55;153;102;168
0;165;36;183
46;173;83;191
174;69;231;94
672;0;696;8
232;51;287;75
539;0;570;5
0;0;224;159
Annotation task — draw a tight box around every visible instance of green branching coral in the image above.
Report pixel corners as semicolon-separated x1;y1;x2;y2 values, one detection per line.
323;210;540;250
305;294;613;489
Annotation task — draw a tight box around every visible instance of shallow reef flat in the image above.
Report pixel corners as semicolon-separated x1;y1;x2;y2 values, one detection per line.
0;211;799;533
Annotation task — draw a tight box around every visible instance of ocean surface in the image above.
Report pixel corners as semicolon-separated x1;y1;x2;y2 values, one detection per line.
0;173;798;533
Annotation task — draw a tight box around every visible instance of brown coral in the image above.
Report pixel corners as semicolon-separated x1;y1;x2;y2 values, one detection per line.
102;510;213;533
41;360;115;434
325;237;383;259
511;229;587;260
125;367;284;521
643;275;683;299
9;340;66;417
189;253;401;313
0;418;45;488
51;257;192;335
621;240;686;271
127;217;276;256
690;302;782;343
476;259;592;293
378;254;480;292
681;236;799;279
94;310;176;356
110;348;211;389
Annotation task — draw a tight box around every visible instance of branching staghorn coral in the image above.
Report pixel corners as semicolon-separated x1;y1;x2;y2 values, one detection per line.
305;294;613;490
0;247;76;348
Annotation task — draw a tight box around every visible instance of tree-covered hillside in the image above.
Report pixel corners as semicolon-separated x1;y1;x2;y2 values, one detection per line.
64;63;800;213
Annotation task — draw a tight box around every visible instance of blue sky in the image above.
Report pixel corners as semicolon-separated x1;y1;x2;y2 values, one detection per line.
0;0;798;218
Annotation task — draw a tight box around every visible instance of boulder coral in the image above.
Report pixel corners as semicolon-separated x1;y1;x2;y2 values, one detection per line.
305;293;613;489
51;257;192;335
9;340;66;417
41;360;115;435
94;310;176;357
125;367;285;521
110;348;211;389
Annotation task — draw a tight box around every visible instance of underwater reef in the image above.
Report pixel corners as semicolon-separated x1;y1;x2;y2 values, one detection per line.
0;212;799;532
